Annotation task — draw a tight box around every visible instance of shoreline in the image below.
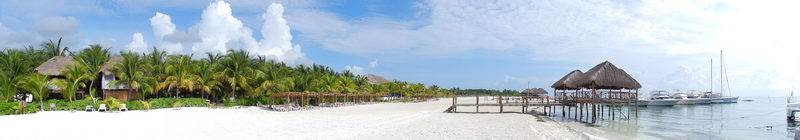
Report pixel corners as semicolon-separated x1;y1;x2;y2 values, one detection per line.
0;98;616;140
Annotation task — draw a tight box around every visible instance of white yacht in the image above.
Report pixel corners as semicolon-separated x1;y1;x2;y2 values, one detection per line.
637;90;679;106
671;90;712;105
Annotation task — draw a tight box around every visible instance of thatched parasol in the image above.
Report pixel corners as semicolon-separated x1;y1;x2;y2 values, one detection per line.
522;88;549;95
366;74;389;84
571;61;641;89
101;56;124;76
34;56;76;76
551;70;584;90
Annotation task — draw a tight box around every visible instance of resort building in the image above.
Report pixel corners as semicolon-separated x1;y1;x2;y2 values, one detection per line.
101;56;138;100
34;55;138;100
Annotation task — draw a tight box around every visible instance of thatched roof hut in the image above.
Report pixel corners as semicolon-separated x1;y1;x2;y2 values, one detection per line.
522;88;548;95
101;56;124;76
34;56;76;76
571;61;641;89
366;74;389;84
551;70;583;90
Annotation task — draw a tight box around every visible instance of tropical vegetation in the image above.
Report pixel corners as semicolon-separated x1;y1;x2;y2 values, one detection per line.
0;39;456;115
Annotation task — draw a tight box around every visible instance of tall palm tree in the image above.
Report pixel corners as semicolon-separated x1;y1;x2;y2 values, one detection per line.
158;55;196;98
52;64;90;101
220;50;254;99
109;52;156;100
17;74;50;111
193;61;220;100
41;37;68;58
73;44;110;101
0;73;16;101
0;50;33;79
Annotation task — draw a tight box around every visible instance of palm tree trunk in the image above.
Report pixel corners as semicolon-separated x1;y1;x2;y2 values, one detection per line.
89;79;96;104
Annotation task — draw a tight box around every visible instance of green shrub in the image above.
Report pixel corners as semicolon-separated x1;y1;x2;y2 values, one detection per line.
148;98;179;109
172;102;183;108
123;100;144;110
178;98;207;107
147;98;208;109
141;101;151;110
224;97;258;106
0;101;17;115
66;99;94;111
45;99;68;111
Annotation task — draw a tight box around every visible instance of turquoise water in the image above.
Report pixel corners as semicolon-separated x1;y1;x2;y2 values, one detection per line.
549;96;797;139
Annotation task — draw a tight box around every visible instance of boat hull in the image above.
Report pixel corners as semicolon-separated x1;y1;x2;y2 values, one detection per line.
676;99;712;105
637;100;679;106
711;97;739;103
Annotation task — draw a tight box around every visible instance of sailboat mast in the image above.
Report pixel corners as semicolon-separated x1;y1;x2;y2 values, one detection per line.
710;58;713;94
721;50;724;96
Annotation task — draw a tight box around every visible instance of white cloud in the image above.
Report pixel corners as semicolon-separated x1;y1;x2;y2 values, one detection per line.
344;65;364;75
369;59;379;68
287;0;800;95
150;13;175;41
147;2;310;65
0;16;81;50
191;1;258;54
123;33;148;53
249;3;310;65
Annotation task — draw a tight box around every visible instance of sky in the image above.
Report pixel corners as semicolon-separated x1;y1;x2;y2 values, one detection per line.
1;0;800;97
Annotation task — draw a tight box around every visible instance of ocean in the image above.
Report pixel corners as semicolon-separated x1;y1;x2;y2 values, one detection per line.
548;96;797;139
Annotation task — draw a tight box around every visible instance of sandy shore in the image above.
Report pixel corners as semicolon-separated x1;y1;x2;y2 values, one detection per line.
0;98;608;140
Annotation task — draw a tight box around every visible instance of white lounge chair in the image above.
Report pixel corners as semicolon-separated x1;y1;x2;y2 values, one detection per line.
85;105;94;112
98;104;107;112
120;104;128;112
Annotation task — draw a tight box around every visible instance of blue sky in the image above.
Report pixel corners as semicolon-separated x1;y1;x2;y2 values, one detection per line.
2;0;800;97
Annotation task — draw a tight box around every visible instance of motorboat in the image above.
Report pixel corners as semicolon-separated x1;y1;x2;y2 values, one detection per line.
637;90;678;106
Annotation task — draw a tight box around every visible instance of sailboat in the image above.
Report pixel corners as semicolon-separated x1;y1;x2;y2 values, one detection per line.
707;50;739;103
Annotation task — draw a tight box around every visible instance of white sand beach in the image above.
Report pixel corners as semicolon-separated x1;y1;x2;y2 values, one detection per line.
0;98;607;140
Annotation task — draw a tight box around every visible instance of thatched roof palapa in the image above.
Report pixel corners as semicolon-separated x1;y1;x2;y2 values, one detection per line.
35;56;76;76
522;88;548;95
366;74;389;84
101;56;124;76
571;61;641;89
551;70;583;90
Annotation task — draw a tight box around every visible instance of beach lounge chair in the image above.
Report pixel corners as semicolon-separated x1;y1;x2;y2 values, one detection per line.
120;104;128;112
98;104;107;112
85;105;94;112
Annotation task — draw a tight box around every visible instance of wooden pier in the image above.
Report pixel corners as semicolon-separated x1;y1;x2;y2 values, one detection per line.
446;61;643;124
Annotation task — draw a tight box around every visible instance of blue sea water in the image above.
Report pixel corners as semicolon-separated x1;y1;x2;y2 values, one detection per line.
548;96;798;139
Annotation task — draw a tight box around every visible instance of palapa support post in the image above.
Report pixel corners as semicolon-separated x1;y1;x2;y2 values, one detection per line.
500;96;505;112
476;96;479;112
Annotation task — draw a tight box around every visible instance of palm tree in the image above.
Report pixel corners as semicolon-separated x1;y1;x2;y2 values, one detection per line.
0;50;30;101
220;50;254;99
52;64;90;101
0;73;16;101
158;55;196;98
41;37;68;58
17;74;50;111
193;61;220;100
73;44;110;102
0;50;33;79
109;52;156;100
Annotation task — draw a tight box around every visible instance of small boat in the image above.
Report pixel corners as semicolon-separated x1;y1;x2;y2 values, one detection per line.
742;99;754;102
